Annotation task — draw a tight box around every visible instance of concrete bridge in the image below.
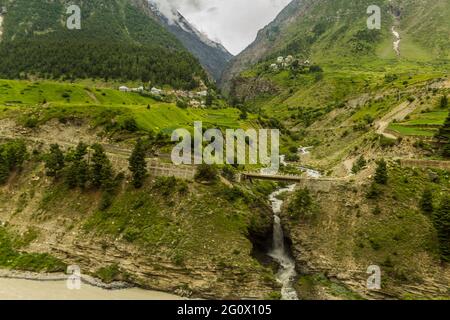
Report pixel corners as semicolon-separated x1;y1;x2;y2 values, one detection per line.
239;172;347;192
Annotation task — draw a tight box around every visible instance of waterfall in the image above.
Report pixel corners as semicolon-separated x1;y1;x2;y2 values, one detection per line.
268;185;298;300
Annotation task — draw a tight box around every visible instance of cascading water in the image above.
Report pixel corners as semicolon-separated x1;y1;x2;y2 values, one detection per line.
268;185;298;300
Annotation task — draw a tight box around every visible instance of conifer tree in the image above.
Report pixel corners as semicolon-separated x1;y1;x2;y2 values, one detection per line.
433;196;450;262
45;144;65;177
90;144;113;188
66;142;89;189
129;139;147;188
374;159;388;185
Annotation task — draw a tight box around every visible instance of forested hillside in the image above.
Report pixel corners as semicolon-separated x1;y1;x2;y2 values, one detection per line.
0;0;207;89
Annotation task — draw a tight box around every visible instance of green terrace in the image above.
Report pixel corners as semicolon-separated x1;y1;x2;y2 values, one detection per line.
0;79;257;133
388;111;448;137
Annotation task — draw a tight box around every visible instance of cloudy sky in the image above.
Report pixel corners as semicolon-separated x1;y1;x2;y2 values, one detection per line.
151;0;292;55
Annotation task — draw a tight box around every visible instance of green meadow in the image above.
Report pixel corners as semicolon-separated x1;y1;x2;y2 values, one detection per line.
0;79;255;133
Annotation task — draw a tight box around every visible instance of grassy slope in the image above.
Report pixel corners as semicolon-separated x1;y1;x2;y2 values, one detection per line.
287;163;450;300
239;59;448;167
0;227;66;273
0;79;256;133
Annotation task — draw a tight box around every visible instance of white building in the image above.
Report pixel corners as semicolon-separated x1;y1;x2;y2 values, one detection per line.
285;55;294;64
131;86;144;93
277;56;284;64
151;87;163;95
119;86;130;92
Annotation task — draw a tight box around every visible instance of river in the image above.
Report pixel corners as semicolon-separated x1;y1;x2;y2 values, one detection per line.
0;277;182;300
268;185;299;300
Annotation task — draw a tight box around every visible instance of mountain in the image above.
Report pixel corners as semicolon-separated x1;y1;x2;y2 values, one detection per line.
0;0;207;89
146;1;233;82
221;0;450;91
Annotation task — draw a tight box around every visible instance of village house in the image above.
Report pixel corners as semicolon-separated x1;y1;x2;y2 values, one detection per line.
119;86;130;92
131;86;144;93
189;100;201;108
197;90;208;97
151;87;163;95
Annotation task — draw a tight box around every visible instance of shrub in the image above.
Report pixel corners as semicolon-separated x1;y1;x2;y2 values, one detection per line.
195;164;218;182
122;118;138;132
352;156;367;174
287;188;315;219
420;189;434;215
221;165;237;182
367;182;382;199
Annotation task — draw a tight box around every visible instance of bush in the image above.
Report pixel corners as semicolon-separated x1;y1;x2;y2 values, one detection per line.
221;165;237;182
379;136;396;148
122;118;138;132
287;188;315;219
367;182;382;199
420;189;434;215
195;164;218;182
176;99;188;109
154;176;177;196
351;156;367;174
221;186;245;201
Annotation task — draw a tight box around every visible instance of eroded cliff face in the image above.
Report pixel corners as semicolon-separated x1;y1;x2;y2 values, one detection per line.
280;167;450;300
230;76;279;104
0;125;279;299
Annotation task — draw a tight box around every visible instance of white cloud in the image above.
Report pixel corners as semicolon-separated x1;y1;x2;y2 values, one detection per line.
150;0;292;55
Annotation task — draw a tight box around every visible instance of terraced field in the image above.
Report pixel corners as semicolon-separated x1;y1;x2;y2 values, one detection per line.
0;79;254;133
388;111;448;137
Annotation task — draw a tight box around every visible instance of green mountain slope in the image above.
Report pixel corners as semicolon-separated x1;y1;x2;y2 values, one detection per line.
222;0;450;89
0;0;206;89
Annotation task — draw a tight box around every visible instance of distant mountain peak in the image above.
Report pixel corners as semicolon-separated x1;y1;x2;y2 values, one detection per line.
148;0;233;81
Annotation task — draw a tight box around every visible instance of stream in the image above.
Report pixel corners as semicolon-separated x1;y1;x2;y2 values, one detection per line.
391;26;401;56
268;185;299;300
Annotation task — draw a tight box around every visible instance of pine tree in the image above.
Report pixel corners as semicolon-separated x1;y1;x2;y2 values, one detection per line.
45;144;65;177
65;142;89;189
129;139;147;188
374;159;388;185
435;112;450;158
433;196;450;262
420;188;434;215
90;144;113;188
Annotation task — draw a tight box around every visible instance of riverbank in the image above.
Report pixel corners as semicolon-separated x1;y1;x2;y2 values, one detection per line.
0;269;183;300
